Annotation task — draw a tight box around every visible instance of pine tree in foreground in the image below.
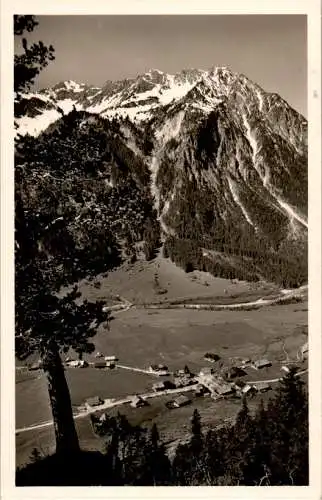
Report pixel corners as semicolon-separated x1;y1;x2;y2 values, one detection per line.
15;16;115;456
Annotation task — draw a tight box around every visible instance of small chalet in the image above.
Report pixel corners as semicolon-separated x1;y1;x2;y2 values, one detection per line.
174;376;194;388
105;355;118;362
152;380;174;391
204;353;220;363
94;360;107;369
301;342;308;360
241;357;251;365
86;396;103;408
130;395;148;408
255;381;271;392
68;360;81;368
173;395;191;408
252;359;272;370
215;382;234;396
240;384;257;397
149;364;169;376
226;366;247;380
195;384;211;397
29;360;43;371
152;381;167;392
199;367;214;377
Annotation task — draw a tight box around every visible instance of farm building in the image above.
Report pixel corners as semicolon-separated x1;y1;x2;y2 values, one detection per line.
95;352;103;358
85;396;103;408
130;395;148;408
152;380;175;391
28;361;42;371
105;361;115;369
174;366;193;377
281;365;290;373
152;381;167;392
199;367;214;377
67;359;88;368
240;384;257;397
172;395;191;408
214;382;234;396
255;382;271;392
149;364;169;376
231;380;245;391
105;355;118;362
301;342;308;360
252;359;272;370
225;366;247;380
195;384;211;397
198;373;234;396
174;376;195;388
68;360;80;368
204;353;220;363
94;361;107;369
240;357;251;366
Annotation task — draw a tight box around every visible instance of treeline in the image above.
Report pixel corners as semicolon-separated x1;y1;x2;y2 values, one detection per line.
16;369;308;486
163;234;307;288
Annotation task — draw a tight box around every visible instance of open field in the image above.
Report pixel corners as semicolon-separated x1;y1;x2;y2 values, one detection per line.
76;255;279;305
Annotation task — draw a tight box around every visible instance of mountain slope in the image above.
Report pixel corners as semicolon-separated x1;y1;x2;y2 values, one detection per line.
15;66;308;287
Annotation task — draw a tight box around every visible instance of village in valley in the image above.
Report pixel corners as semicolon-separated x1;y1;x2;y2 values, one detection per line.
26;335;308;428
15;258;308;465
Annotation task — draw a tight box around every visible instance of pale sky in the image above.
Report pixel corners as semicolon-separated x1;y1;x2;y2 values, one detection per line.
16;15;307;117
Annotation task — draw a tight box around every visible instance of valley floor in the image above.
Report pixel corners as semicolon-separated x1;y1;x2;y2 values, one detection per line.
16;257;308;467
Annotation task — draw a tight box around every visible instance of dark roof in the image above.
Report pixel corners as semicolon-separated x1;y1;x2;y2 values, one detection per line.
254;359;271;367
94;361;106;367
86;396;103;406
204;353;220;361
256;381;271;390
174;395;191;406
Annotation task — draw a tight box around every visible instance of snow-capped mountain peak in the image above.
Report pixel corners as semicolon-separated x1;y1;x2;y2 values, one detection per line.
15;65;308;286
15;66;306;140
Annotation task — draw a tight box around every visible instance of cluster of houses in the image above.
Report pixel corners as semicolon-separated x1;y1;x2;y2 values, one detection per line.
197;366;272;399
64;354;118;370
203;352;273;371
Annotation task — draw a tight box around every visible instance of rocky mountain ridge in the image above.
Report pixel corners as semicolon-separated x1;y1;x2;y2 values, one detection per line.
15;66;308;286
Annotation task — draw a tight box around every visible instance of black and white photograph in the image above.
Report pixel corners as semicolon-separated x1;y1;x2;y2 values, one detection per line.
1;0;321;495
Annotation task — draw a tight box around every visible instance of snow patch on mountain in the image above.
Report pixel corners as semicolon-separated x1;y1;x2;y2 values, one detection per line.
56;98;78;114
63;80;85;93
159;76;196;105
19;92;51;103
276;198;308;228
242;113;270;187
256;89;264;112
227;177;255;227
17;109;63;137
155;110;185;146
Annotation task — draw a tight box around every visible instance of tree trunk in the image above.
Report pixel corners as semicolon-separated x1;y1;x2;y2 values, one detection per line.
42;346;80;455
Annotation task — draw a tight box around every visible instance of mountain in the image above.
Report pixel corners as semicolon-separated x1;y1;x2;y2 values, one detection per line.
15;66;308;287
